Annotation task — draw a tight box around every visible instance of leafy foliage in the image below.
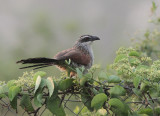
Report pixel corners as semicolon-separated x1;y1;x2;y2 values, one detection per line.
1;3;160;115
1;42;160;115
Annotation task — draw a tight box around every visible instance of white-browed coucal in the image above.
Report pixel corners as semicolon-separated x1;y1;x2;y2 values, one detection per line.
17;35;100;76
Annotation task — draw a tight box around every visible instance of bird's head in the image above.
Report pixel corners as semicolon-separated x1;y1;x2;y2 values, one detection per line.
76;35;100;46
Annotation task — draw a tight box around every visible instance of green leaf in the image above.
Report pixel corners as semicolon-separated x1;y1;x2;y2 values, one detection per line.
8;86;21;101
36;81;58;107
138;108;153;116
133;76;141;88
108;98;125;112
33;71;46;81
107;75;121;83
47;96;65;116
10;96;17;109
46;77;54;97
58;79;74;91
34;78;47;107
80;76;88;86
98;71;108;80
7;80;16;88
34;76;42;93
40;78;47;88
65;59;71;65
20;94;34;112
37;93;43;103
109;85;126;97
81;93;94;111
129;51;140;57
0;85;8;94
34;95;42;107
91;93;107;110
114;54;128;63
76;68;83;78
34;89;43;107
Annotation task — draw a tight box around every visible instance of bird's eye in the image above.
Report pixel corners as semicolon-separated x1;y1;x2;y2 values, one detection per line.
81;37;91;42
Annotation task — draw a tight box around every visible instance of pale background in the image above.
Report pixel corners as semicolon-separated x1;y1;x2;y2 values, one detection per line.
0;0;160;81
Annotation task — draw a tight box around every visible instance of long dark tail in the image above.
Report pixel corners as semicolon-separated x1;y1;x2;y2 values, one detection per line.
16;57;59;70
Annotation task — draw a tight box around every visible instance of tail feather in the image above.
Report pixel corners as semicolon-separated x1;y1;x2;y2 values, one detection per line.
17;57;59;70
16;57;57;64
33;65;52;70
19;64;50;69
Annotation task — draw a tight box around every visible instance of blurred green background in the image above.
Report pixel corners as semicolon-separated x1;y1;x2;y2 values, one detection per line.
0;0;160;81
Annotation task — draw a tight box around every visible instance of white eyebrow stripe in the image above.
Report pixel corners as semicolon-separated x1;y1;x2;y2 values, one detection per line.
81;35;90;38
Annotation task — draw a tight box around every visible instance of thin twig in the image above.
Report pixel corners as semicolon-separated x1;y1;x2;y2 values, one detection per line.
40;107;47;116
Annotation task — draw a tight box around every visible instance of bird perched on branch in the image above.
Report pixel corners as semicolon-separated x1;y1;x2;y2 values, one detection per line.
17;35;100;77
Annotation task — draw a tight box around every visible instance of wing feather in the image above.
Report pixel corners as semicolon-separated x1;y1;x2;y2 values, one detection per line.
54;48;91;66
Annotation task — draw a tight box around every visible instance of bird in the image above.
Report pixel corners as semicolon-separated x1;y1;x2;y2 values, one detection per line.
17;35;100;77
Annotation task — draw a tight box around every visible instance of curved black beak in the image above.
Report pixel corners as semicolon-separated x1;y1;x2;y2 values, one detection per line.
92;36;100;41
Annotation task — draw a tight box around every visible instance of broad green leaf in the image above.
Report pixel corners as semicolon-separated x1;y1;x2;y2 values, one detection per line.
138;108;153;116
76;68;83;78
8;86;21;101
129;51;140;57
37;93;43;104
10;96;17;109
7;80;16;88
58;79;74;91
34;91;43;107
133;76;141;88
91;93;107;110
34;78;47;107
81;93;93;111
0;85;8;94
47;96;65;116
107;75;121;83
33;71;46;81
46;77;54;97
114;54;128;63
80;76;88;86
109;85;126;97
34;76;41;93
108;98;125;112
40;78;47;88
20;94;34;112
98;71;108;80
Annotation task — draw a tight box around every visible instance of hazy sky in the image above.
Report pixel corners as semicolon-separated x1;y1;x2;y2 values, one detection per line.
0;0;160;80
